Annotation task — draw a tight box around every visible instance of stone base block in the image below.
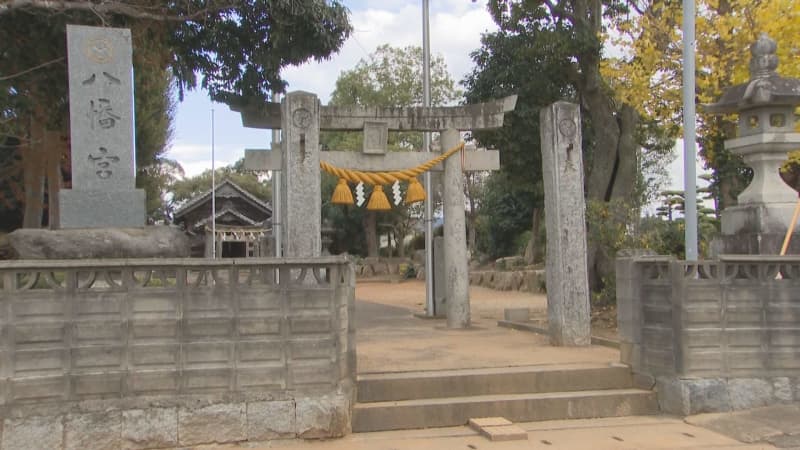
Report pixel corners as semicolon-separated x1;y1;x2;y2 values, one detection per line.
296;394;350;439
247;400;296;441
479;425;528;441
65;411;123;450
122;408;178;449
656;376;800;416
720;202;800;254
178;403;246;446
1;416;63;450
469;418;528;441
59;188;146;228
719;232;800;255
0;397;351;449
503;308;530;322
469;417;513;429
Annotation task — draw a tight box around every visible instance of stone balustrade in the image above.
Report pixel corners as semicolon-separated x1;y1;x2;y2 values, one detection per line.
0;257;355;449
616;255;800;414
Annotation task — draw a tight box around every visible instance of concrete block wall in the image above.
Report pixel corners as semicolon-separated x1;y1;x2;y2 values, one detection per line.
617;255;800;415
0;257;356;449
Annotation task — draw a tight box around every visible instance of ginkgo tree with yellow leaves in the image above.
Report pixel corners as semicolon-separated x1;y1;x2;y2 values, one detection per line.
603;0;800;211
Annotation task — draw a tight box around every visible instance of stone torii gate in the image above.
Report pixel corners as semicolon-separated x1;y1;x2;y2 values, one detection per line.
232;91;516;328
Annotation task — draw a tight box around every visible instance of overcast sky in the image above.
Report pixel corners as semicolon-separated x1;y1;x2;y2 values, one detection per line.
168;0;497;177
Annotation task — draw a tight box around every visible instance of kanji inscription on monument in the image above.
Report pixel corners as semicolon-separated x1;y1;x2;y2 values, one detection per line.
60;24;145;228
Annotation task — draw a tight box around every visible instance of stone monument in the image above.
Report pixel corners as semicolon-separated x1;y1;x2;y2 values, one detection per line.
280;91;321;257
706;34;800;254
539;101;591;346
59;24;145;228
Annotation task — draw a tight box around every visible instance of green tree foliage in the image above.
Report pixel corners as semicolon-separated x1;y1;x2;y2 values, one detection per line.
467;1;674;290
463;28;573;261
0;1;351;229
321;44;460;257
474;172;540;258
323;44;461;151
1;1;352;105
650;187;719;258
131;28;179;222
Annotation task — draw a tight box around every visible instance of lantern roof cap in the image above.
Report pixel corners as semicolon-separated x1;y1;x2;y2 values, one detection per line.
706;34;800;114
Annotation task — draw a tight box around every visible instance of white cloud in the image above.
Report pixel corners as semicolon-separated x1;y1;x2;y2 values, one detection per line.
167;143;248;177
172;2;497;175
281;2;496;102
178;159;239;178
166;143;208;162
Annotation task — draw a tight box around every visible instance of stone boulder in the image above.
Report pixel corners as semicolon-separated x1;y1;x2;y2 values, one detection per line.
6;226;192;259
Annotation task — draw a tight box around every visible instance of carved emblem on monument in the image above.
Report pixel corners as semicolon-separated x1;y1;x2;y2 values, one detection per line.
558;119;577;138
85;37;114;64
292;108;312;129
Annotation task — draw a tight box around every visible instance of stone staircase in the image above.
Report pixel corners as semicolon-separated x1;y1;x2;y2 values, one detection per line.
352;363;659;432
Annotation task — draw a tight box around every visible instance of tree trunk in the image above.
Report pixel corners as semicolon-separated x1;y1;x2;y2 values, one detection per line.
45;131;64;229
22;114;46;228
397;228;406;258
609;105;639;201
524;207;541;265
579;57;640;292
363;211;378;257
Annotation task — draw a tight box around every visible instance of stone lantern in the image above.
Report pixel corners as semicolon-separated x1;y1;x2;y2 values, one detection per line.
706;34;800;254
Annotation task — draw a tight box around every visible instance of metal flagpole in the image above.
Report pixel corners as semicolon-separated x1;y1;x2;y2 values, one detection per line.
422;0;435;316
211;108;217;259
682;0;698;261
271;92;282;258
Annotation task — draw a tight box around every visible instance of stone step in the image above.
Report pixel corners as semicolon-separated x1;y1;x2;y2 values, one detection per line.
357;364;635;402
352;388;659;432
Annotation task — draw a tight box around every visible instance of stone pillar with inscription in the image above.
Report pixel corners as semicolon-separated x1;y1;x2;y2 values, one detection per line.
60;25;145;228
540;101;591;346
281;91;321;257
442;128;470;328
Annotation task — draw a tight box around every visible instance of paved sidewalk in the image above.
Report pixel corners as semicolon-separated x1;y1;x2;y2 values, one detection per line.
686;404;800;448
212;415;775;449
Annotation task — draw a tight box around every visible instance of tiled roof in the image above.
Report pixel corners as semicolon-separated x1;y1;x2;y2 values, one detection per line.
173;178;272;219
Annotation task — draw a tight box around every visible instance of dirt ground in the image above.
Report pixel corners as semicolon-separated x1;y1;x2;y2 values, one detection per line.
354;280;620;373
356;279;547;320
356;279;619;341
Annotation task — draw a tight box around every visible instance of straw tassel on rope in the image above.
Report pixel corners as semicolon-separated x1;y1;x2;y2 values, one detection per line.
405;177;426;204
366;185;391;211
320;142;465;209
331;178;354;205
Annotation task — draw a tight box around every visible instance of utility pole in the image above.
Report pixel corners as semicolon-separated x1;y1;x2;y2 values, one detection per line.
682;0;698;261
422;0;435;315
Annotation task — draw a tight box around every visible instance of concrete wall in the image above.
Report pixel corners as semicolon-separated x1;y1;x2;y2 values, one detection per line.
0;257;355;449
617;255;800;415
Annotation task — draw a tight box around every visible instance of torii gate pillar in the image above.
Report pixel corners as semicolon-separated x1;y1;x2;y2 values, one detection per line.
281;91;321;257
442;129;470;327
